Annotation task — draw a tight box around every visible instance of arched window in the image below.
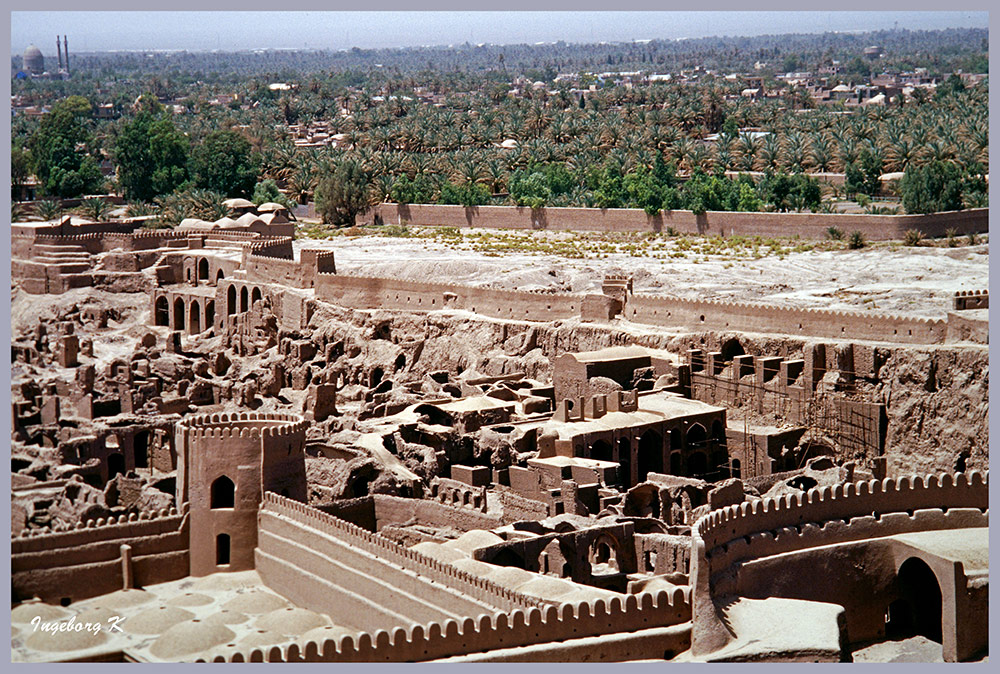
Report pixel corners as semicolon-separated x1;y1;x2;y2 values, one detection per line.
687;423;707;447
731;458;741;479
251;287;262;306
240;287;248;313
216;534;231;565
227;285;237;315
216;268;225;283
173;298;185;330
154;296;169;326
205;301;215;328
210;475;235;508
198;258;209;281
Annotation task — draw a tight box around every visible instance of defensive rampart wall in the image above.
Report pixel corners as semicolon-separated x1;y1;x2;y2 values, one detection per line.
369;204;988;241
213;496;692;662
255;493;541;626
11;509;189;604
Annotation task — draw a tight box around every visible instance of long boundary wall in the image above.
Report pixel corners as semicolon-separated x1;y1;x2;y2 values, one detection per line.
370;204;988;241
312;273;948;345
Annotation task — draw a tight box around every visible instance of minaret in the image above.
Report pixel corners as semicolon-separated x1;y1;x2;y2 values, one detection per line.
56;36;63;71
63;36;69;72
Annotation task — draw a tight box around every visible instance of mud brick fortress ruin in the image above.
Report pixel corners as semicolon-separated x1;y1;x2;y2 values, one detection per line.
9;209;989;663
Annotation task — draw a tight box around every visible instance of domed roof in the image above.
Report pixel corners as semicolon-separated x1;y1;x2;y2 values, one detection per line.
124;605;195;635
24;45;42;57
149;619;236;659
11;602;70;624
221;590;290;614
254;607;328;635
449;558;496;576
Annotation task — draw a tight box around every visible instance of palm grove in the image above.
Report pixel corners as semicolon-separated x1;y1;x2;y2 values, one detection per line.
10;27;988;226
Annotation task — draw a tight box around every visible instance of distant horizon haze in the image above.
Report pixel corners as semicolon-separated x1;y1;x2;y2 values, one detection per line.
10;11;989;56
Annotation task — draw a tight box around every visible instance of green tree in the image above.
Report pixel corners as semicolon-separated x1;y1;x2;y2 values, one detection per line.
900;161;965;214
11;145;32;200
115;111;189;202
251;179;296;210
28;96;103;198
190;130;259;198
315;160;373;225
844;148;882;198
509;169;551;209
438;181;490;207
390;173;437;205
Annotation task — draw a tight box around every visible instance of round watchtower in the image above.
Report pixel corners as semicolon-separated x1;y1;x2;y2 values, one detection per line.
175;411;308;576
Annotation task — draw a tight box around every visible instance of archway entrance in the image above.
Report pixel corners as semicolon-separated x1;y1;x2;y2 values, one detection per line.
154;297;169;326
637;429;663;482
107;453;125;480
172;298;185;330
887;558;942;643
687;451;708;478
591;439;612;462
134;431;149;469
617;437;632;487
189;301;201;333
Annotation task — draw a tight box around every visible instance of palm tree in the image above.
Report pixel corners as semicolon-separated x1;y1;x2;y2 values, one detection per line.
34;199;63;222
77;198;114;222
737;133;760;172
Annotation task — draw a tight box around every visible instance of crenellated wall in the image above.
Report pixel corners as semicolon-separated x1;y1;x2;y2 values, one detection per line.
256;492;541;617
210;494;692;663
690;471;988;660
11;508;189;604
628;294;946;344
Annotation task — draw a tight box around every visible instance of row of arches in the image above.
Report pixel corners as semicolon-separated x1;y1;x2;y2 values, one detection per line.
583;420;727;486
226;283;265;316
184;257;226;287
154;294;216;335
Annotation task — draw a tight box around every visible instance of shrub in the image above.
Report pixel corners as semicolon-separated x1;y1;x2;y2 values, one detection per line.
945;227;959;248
903;229;924;247
967;232;979;246
848;231;866;249
826;226;843;241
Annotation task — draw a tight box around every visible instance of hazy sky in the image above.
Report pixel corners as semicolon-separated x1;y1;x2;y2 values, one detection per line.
10;11;989;55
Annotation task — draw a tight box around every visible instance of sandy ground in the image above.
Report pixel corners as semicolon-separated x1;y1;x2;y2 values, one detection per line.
294;230;989;319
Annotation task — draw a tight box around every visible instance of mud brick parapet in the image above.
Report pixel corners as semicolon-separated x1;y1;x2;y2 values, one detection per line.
953;290;988;311
11;510;189;604
627;294;947;344
243;247;335;289
689;471;988;657
258;492;542;610
208;499;692;661
314;273;581;321
369;204;988;241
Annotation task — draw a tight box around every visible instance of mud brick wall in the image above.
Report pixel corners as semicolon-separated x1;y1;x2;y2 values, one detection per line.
369;204;988;241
